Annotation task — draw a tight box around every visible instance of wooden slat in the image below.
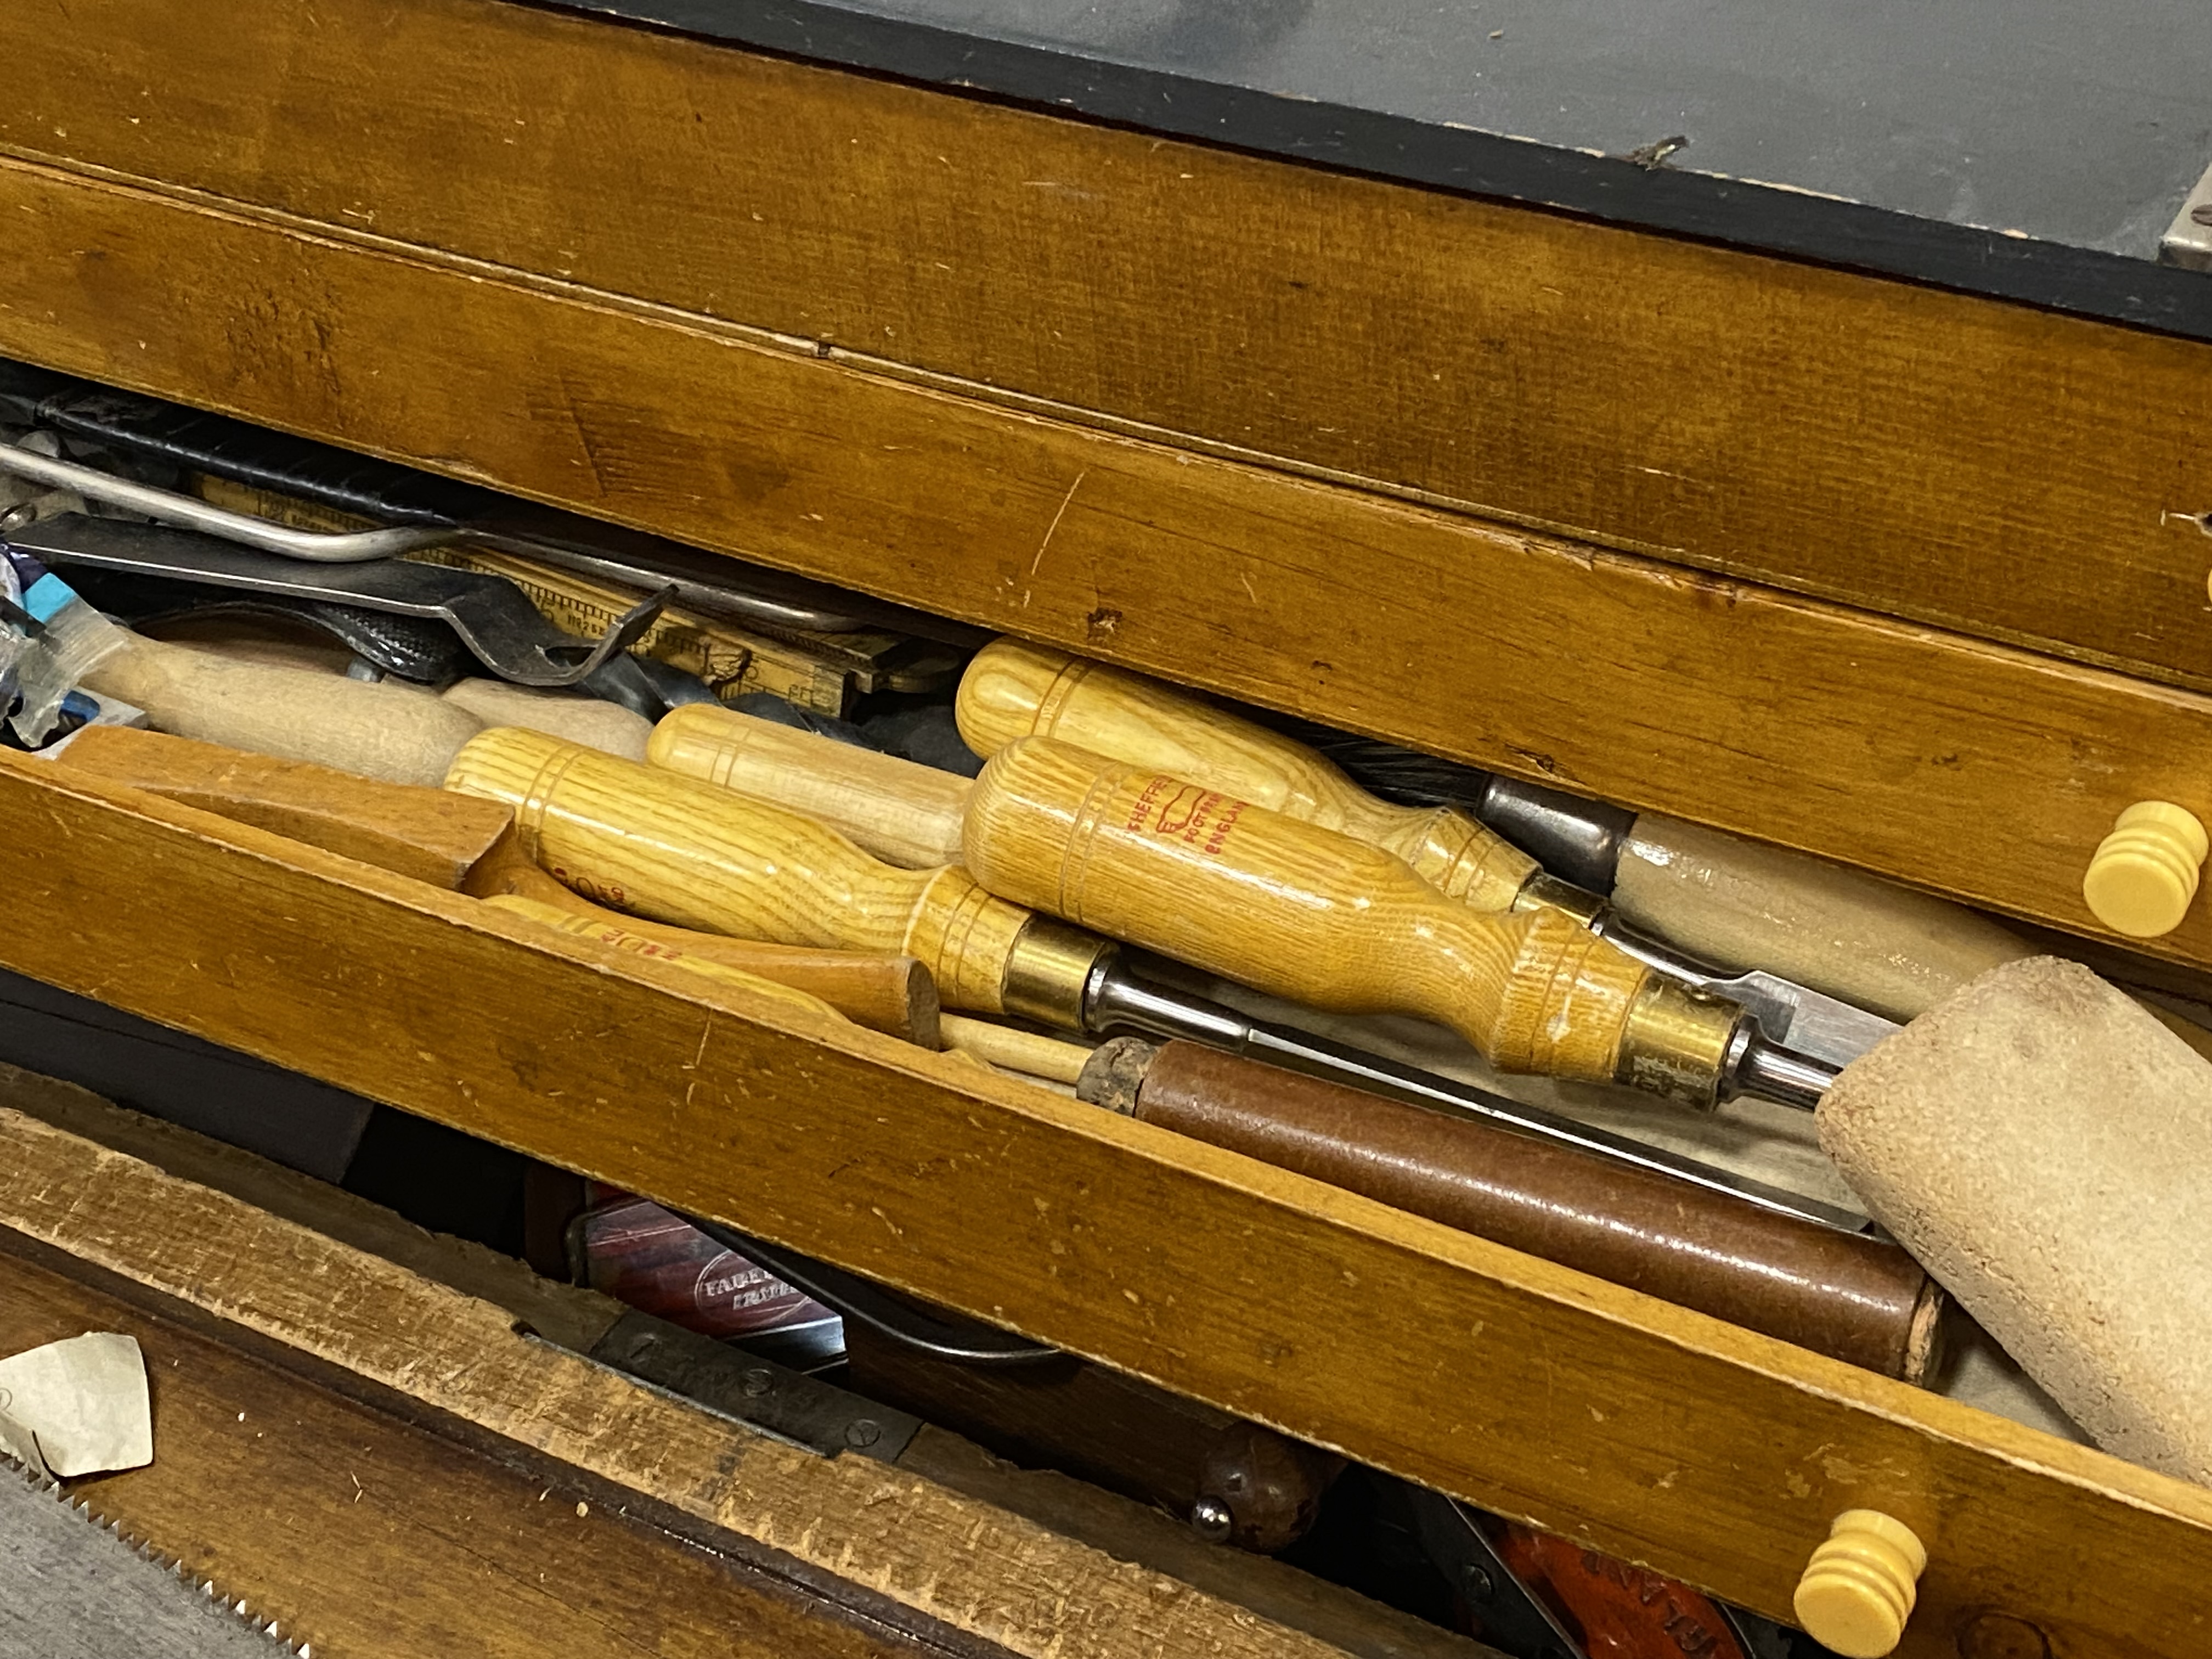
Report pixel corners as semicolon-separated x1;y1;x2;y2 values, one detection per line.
3;155;2212;974
0;1243;935;1659
3;0;2210;689
0;1115;1379;1659
1;760;2209;1659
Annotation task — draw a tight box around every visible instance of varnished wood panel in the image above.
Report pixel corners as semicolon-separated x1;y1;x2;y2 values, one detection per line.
3;762;2211;1659
3;0;2210;688
4;156;2212;974
0;1242;927;1659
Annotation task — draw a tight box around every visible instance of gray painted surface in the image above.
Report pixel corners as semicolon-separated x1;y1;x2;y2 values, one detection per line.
816;0;2209;259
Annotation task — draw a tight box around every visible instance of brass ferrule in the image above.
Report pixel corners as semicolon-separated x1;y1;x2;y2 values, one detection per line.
1613;976;1741;1110
1001;917;1118;1031
1514;871;1609;927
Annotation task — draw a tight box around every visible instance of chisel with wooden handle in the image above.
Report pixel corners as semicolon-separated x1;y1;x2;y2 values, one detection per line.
963;736;1835;1110
46;724;938;1043
953;639;1900;1064
466;850;941;1045
650;704;1837;1104
445;725;1862;1229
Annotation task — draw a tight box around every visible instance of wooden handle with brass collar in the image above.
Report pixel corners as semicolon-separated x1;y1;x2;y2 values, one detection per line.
444;726;1108;1025
963;737;1744;1107
956;638;1574;917
465;847;941;1044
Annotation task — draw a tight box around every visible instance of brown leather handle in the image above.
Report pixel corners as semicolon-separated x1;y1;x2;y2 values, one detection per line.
1083;1039;1943;1383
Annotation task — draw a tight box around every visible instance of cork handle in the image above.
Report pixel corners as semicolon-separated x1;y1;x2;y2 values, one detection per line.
444;726;1029;1013
962;737;1647;1084
646;703;969;870
955;639;1538;911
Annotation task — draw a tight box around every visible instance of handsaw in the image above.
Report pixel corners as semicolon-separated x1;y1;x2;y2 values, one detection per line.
2;1452;301;1656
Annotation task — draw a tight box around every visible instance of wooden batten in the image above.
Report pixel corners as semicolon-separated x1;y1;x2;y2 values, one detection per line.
1;755;2209;1658
0;154;2208;971
2;0;2209;692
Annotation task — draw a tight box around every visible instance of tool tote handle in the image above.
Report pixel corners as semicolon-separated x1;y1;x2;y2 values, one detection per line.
956;639;1542;913
646;703;970;870
444;726;1032;1014
962;736;1649;1086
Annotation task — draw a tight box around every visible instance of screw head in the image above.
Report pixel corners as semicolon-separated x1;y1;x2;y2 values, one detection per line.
1189;1496;1235;1542
1458;1562;1495;1602
844;1418;883;1449
739;1368;774;1398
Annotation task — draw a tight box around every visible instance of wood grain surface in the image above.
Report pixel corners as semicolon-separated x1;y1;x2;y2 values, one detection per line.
0;1064;1484;1659
0;1110;1426;1659
963;737;1661;1091
3;155;2212;975
2;0;2209;691
955;639;1542;913
3;759;2210;1658
0;1240;935;1659
447;727;1034;1014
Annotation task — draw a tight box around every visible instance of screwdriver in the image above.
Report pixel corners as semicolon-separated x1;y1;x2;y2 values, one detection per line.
951;638;1896;1066
444;725;1859;1231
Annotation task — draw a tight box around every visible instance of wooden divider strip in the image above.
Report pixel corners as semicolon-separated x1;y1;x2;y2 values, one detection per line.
1;155;2210;972
3;0;2210;689
0;758;2207;1657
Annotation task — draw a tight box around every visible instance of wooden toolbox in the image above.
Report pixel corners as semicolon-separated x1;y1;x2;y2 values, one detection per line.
2;2;2211;1654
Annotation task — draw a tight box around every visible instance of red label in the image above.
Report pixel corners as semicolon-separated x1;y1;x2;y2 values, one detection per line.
1125;775;1248;857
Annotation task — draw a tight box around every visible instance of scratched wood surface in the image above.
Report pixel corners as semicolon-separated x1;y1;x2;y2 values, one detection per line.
1;761;2208;1658
0;1239;952;1659
0;1064;1481;1659
2;0;2209;691
3;155;2212;979
0;1110;1463;1659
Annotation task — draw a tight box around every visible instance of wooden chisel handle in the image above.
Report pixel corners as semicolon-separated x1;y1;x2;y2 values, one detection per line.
82;634;486;786
647;703;969;869
465;849;941;1044
1082;1038;1942;1381
964;738;1737;1103
445;727;1108;1024
956;639;1548;914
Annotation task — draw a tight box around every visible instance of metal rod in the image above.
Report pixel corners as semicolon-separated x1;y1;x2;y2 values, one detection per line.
0;443;458;563
1082;966;1869;1234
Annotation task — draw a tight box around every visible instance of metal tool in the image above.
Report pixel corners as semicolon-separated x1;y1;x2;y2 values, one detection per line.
2;1453;300;1654
583;1310;926;1462
0;392;981;641
1076;958;1867;1232
1399;1488;1589;1659
12;513;668;689
1593;918;1901;1070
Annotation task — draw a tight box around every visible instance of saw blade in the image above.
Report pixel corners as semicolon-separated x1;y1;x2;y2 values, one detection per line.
1;1453;305;1657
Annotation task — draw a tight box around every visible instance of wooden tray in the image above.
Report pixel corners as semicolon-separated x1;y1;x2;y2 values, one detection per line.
2;3;2211;1654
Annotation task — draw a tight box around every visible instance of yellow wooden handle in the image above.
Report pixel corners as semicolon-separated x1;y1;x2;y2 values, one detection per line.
956;638;1541;912
646;703;969;869
962;737;1675;1090
445;726;1036;1014
483;894;853;1025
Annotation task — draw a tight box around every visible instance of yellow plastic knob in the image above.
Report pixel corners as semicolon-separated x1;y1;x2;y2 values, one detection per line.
1793;1510;1926;1658
2082;800;2209;938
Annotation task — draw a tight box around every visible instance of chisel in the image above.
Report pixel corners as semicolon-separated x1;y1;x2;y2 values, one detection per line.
648;702;1870;1090
445;726;1860;1229
962;735;1835;1111
953;639;1900;1064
